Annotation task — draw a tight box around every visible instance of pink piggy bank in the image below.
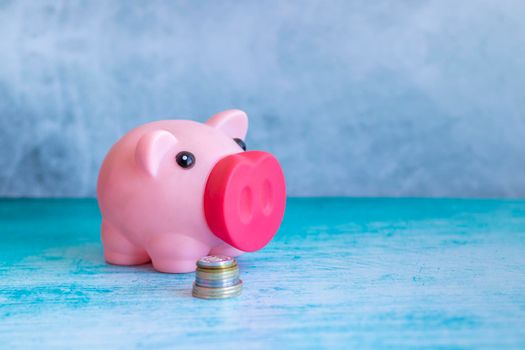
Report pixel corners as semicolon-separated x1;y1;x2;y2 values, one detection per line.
97;109;286;273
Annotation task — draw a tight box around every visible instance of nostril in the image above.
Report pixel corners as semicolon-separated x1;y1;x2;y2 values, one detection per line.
261;179;273;215
239;186;253;223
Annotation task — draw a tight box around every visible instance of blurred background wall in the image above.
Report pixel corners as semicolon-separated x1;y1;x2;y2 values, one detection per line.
0;0;524;197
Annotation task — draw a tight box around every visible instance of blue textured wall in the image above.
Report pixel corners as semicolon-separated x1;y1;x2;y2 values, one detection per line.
0;1;524;197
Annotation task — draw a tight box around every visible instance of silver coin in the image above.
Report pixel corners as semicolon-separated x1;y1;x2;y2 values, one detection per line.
195;269;239;280
195;277;240;288
192;280;242;295
192;281;243;299
192;280;242;293
196;255;235;269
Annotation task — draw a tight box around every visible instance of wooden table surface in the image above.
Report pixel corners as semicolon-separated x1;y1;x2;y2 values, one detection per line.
1;198;525;349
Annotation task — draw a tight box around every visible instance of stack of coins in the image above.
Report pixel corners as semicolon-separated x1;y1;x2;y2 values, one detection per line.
192;256;243;299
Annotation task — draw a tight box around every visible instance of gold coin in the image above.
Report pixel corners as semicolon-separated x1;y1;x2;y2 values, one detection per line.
196;262;238;272
192;289;242;299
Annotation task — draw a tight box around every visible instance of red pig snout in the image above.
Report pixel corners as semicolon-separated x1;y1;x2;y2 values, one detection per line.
204;151;286;252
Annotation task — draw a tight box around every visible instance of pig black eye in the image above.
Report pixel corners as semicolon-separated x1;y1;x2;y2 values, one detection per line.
233;138;246;151
175;151;195;169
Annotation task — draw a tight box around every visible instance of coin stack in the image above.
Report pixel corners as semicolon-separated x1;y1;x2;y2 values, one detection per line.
192;256;243;299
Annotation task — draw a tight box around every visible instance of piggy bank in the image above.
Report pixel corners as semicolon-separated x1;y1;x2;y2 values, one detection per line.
97;110;286;273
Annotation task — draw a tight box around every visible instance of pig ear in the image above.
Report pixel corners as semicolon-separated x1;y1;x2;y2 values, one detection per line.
135;130;178;177
206;109;248;140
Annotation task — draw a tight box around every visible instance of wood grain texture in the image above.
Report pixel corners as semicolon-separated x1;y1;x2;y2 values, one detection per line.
1;198;524;349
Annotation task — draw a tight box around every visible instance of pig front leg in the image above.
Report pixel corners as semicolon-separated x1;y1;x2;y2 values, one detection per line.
147;233;210;273
209;243;245;257
101;220;150;266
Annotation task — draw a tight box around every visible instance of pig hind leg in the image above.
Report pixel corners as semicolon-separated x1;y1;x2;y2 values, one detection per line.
101;220;150;265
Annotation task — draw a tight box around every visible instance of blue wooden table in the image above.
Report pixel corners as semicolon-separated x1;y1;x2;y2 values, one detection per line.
1;198;524;349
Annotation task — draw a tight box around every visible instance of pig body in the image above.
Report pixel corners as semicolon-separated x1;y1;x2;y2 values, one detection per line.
97;110;286;273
